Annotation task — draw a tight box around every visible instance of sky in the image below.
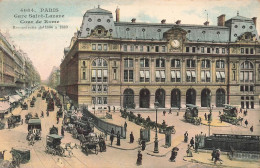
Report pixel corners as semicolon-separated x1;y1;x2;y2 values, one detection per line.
0;0;259;80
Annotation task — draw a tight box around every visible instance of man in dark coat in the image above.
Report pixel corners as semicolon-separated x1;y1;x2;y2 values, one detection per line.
169;108;172;114
170;148;178;162
184;131;188;143
245;120;248;127
61;126;64;136
110;128;115;146
116;131;120;146
190;137;195;149
136;150;142;165
250;125;254;132
130;132;134;143
124;121;127;131
141;140;146;151
204;113;207;120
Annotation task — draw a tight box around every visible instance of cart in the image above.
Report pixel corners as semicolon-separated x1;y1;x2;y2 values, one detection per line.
81;133;99;155
45;134;64;156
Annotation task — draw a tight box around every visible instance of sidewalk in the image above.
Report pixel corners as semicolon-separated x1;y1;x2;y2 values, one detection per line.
184;150;260;168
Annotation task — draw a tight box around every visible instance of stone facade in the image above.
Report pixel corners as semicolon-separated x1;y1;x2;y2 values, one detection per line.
59;7;260;110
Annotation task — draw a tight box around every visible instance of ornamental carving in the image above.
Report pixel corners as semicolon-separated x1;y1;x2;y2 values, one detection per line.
163;27;187;52
79;42;91;50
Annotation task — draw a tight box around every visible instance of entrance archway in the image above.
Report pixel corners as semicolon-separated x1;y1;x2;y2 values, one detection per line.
171;89;181;108
123;89;135;109
216;89;225;107
201;89;211;107
139;89;150;108
155;89;165;108
186;89;196;105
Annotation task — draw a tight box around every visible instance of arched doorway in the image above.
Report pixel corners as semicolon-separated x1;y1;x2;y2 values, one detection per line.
155;89;165;108
186;89;196;105
201;89;211;107
171;89;181;108
216;89;225;107
123;89;135;109
139;89;150;108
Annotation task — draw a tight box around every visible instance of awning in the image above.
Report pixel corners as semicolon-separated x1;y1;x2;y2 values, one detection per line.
216;72;221;79
103;70;108;77
161;71;165;78
240;72;243;80
140;71;145;78
171;71;176;78
191;71;196;77
0;101;10;113
145;71;149;78
206;71;210;78
220;72;225;78
156;71;160;78
186;71;191;77
92;70;96;77
201;71;205;80
97;70;102;77
176;71;181;78
249;72;253;81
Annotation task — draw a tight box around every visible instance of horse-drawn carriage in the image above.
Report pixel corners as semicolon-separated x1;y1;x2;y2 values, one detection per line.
72;121;93;139
25;113;32;124
184;104;201;125
45;134;65;156
47;99;54;111
21;102;28;110
80;133;99;155
57;108;63;118
27;118;41;145
220;104;242;125
0;147;29;168
7;115;21;128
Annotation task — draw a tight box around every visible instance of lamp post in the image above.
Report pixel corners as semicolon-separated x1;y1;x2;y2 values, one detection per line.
208;104;213;136
154;101;159;153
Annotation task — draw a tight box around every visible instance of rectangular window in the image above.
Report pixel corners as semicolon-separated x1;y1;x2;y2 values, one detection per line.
147;46;150;52
82;72;86;80
140;45;143;52
245;85;248;91
222;48;225;54
97;85;102;92
201;71;205;82
91;70;96;82
140;71;144;82
103;85;108;92
104;44;107;51
258;71;260;81
129;70;133;82
130;45;134;51
114;61;116;67
92;97;96;104
186;47;190;52
249;72;253;82
113;69;116;80
97;70;102;82
155;46;159;52
216;48;219;54
92;44;96;50
207;47;211;53
129;59;133;67
240;85;244;91
156;71;160;82
161;71;165;82
245;48;249;54
240;72;244;82
92;85;96;92
250;85;253;92
124;70;128;82
201;47;204;53
97;97;102;104
192;47;196;53
103;70;108;82
103;97;107;104
98;44;102;50
171;71;176;82
250;48;254;54
123;45;127;51
241;48;244;54
162;46;166;52
233;71;236;81
145;71;150;82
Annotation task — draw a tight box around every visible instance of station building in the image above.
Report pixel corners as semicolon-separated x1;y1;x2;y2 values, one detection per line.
59;6;260;110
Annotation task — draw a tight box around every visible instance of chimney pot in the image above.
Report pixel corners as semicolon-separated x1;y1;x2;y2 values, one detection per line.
115;7;120;22
175;20;181;24
204;21;209;26
217;14;225;26
161;19;166;24
252;17;257;27
131;18;136;23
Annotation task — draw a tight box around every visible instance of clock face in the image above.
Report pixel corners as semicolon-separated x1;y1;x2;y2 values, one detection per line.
171;40;180;48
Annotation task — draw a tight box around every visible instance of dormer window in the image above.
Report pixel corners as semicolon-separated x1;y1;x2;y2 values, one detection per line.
98;29;102;34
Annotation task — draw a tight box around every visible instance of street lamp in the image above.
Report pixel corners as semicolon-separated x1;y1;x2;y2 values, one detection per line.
154;101;159;153
208;104;213;136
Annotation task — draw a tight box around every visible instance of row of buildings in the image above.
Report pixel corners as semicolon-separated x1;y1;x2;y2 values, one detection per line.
47;66;60;89
58;6;260;110
0;30;41;97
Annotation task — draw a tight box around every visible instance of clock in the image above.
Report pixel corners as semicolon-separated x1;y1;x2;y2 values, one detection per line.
170;40;180;48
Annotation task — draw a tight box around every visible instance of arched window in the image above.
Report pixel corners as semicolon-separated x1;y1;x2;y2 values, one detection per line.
92;58;107;67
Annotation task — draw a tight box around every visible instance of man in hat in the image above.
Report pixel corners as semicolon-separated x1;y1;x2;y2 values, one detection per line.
245;119;248;127
110;128;115;146
130;132;134;143
190;137;195;149
170;147;178;162
116;131;121;146
250;125;254;132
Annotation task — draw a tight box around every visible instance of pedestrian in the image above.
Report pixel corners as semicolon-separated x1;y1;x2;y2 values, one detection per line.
184;131;188;143
113;106;115;112
169;108;172;114
214;149;222;164
61;126;64;136
186;144;193;157
141;140;146;151
46;110;49;117
21;119;23;125
211;147;216;161
124;121;127;131
208;113;211;121
169;148;178;162
136;150;142;165
41;111;44;117
250;126;254;132
130;132;134;143
240;108;242;113
163;110;166;116
116;131;120;146
220;117;223;123
108;106;110;112
195;141;199;153
190;137;195;149
110;130;114;146
245;119;248;127
162;120;166;127
204;113;207;121
219;111;221;116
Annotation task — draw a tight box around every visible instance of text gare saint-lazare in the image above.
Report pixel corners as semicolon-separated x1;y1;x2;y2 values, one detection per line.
14;8;63;24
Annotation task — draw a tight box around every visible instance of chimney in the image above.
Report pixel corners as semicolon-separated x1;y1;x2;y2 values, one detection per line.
204;21;209;26
115;7;120;22
217;14;225;26
175;20;181;24
161;19;166;24
252;17;257;27
131;18;136;23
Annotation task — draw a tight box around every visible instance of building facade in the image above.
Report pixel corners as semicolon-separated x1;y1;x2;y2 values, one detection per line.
0;30;40;97
48;66;60;89
59;7;260;109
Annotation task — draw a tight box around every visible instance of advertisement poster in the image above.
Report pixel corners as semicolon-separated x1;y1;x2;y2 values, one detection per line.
0;0;259;167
